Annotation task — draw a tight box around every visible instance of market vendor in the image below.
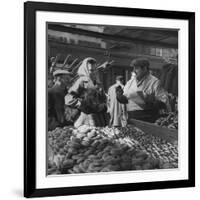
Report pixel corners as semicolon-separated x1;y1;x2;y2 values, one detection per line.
116;58;171;123
65;57;107;128
48;69;73;130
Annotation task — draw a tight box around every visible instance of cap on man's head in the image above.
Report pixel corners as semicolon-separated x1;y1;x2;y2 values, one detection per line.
53;69;72;77
116;75;124;81
130;58;150;69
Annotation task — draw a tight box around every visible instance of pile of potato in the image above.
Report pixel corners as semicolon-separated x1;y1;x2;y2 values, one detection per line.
48;125;178;175
155;112;178;129
113;126;178;168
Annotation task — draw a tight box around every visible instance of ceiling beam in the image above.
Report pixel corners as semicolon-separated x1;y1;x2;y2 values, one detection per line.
48;24;178;48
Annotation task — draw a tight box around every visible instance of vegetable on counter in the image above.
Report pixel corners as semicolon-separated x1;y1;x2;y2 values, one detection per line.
48;125;178;175
155;112;178;130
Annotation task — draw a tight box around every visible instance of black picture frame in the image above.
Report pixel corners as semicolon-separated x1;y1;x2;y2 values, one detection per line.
24;1;195;198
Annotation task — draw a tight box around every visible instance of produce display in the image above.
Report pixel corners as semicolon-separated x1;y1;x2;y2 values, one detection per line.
155;94;178;130
48;125;178;175
155;112;178;129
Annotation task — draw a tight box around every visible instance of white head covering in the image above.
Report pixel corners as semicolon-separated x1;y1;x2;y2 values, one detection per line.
77;57;96;77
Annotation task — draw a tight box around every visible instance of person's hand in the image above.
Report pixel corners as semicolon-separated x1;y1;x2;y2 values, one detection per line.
142;92;155;103
97;60;114;70
116;85;124;96
115;86;128;104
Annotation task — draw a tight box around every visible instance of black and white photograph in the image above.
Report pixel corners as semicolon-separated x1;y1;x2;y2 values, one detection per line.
47;23;179;175
24;2;195;197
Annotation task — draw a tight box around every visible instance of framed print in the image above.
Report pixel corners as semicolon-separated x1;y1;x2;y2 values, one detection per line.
24;1;195;198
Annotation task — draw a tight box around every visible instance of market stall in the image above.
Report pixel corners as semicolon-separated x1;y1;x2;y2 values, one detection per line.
48;123;178;174
47;24;179;175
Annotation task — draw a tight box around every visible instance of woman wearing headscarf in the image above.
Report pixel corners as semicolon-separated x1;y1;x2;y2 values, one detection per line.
64;57;107;128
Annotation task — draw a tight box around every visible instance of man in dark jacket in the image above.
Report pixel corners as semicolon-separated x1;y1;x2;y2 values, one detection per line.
48;69;72;130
